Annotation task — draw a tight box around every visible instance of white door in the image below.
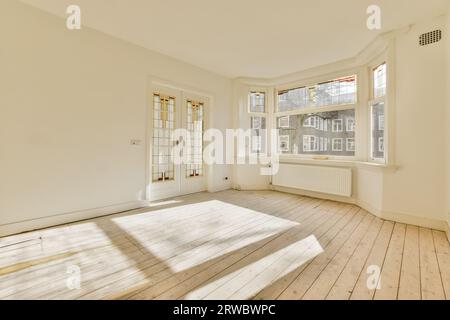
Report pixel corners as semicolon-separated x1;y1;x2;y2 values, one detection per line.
147;84;208;201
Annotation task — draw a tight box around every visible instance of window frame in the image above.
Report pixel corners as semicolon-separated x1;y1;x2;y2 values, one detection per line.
332;138;344;152
274;70;359;161
346;118;355;132
276;75;358;113
278;116;290;128
247;89;269;156
248;91;266;114
250;115;266;154
378;137;384;153
279;135;290;153
346;138;356;152
240;41;395;167
332;119;344;133
368;61;388;164
303;135;319;152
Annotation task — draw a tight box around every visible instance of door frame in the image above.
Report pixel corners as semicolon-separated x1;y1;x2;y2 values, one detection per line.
145;77;214;201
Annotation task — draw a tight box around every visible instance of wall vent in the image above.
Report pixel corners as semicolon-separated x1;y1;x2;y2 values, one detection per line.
419;30;442;46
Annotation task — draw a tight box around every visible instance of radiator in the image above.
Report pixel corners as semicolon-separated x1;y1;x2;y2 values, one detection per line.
272;163;352;197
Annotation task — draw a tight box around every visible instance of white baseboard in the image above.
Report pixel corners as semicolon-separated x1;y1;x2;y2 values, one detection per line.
207;184;232;193
0;201;147;238
271;186;448;233
376;210;447;232
235;184;270;191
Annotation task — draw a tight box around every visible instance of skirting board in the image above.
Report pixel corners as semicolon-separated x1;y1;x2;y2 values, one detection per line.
234;184;270;191
375;209;447;232
271;185;448;233
0;201;147;238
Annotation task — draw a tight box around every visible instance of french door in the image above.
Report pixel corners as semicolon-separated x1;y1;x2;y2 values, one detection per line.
147;84;208;201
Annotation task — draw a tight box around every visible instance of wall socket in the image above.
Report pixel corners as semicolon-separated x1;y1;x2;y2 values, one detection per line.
130;139;141;146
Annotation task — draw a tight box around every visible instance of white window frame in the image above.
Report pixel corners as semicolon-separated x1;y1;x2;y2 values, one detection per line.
369;61;388;164
346;138;355;152
248;91;266;114
378;137;384;153
251;116;263;130
332;138;343;152
250;116;266;154
274;72;358;160
303;135;319;152
374;63;387;99
279;135;290;152
248;88;269;156
278;116;290;128
332;119;343;133
276;75;357;112
303;116;312;128
346;118;355;132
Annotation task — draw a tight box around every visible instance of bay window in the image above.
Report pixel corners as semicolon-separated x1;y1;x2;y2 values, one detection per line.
276;75;357;158
245;58;391;164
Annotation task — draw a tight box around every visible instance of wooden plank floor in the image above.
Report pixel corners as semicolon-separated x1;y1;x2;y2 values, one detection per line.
0;190;448;300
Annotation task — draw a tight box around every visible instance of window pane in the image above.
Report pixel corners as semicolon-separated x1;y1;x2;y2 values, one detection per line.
249;92;265;113
374;63;386;98
277;109;355;156
186;101;204;178
152;94;175;182
278;87;308;112
277;75;357;112
251;116;266;153
371;102;385;160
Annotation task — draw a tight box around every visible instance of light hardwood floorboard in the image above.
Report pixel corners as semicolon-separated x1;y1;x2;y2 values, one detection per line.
325;218;383;300
398;225;421;300
0;190;448;300
419;228;446;300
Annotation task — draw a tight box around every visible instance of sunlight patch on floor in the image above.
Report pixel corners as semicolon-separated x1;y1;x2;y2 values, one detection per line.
111;200;299;272
184;235;323;300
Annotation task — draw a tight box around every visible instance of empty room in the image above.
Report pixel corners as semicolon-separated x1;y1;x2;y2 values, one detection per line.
1;0;450;307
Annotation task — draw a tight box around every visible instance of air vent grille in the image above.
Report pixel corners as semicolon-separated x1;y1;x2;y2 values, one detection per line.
419;30;442;46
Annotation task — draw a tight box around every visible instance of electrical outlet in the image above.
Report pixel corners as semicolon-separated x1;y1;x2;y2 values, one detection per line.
130;139;141;146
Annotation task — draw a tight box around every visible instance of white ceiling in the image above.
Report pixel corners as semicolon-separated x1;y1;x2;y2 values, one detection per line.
19;0;450;78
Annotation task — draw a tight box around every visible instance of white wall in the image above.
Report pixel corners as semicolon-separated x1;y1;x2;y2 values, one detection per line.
0;1;232;229
382;17;447;224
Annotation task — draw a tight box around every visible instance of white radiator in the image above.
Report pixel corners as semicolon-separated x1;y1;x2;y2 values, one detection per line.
272;164;352;197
